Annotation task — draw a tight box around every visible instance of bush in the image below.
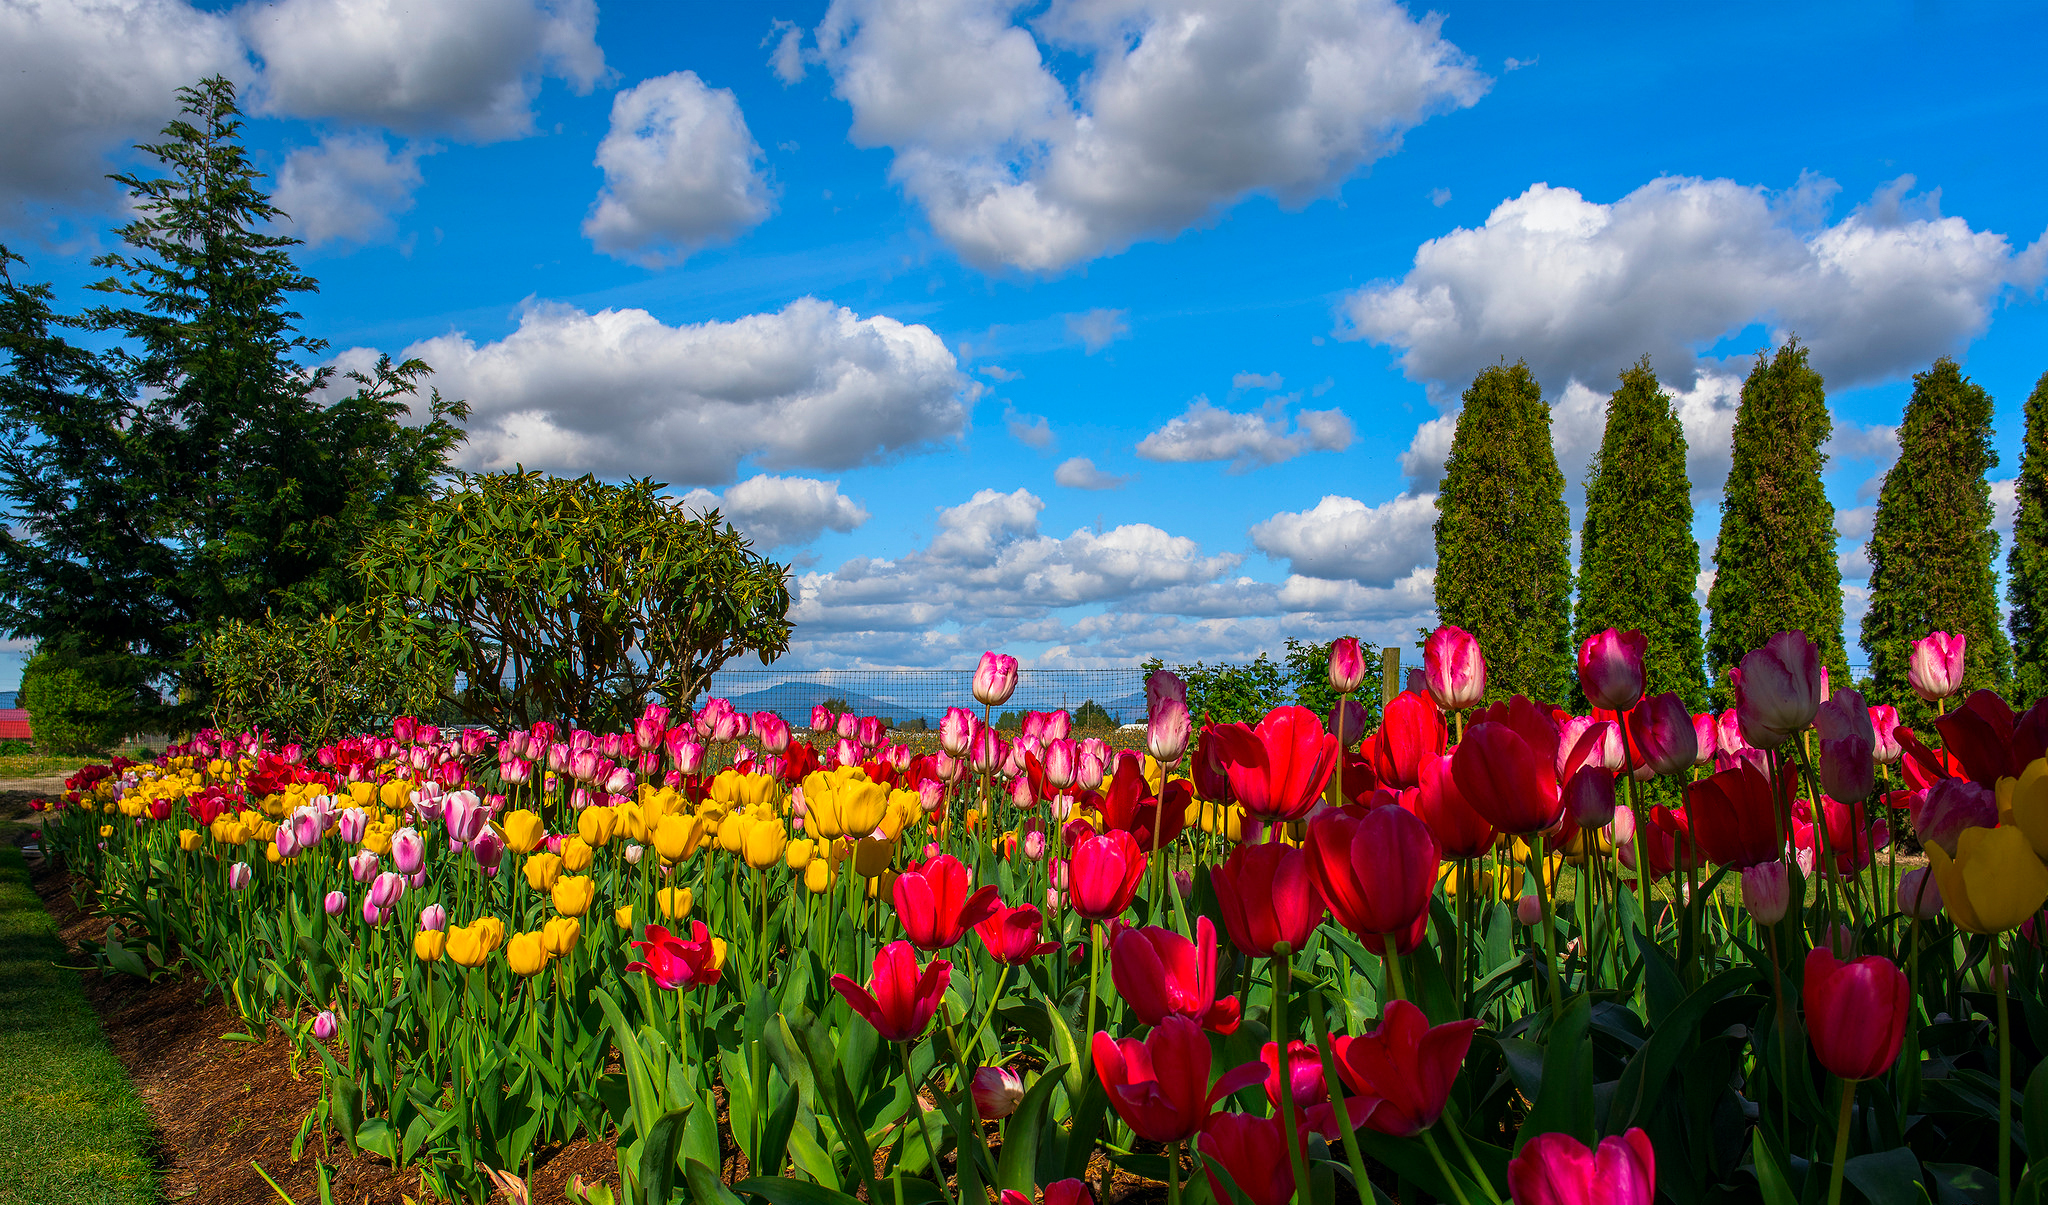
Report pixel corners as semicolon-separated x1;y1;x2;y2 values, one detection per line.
202;611;446;745
18;648;155;755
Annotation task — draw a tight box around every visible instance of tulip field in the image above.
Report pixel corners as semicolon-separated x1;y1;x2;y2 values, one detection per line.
35;627;2048;1205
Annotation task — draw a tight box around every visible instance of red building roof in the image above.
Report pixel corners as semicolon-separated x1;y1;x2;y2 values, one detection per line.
0;709;32;741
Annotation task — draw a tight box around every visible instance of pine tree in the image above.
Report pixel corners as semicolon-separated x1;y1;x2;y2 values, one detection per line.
1860;357;2012;716
1705;339;1847;704
1435;361;1574;704
2010;370;2048;704
1574;356;1707;709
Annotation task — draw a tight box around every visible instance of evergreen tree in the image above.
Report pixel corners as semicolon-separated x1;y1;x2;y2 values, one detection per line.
1705;339;1847;704
1574;356;1707;709
0;77;467;703
2010;370;2048;704
1435;361;1574;703
1860;357;2012;715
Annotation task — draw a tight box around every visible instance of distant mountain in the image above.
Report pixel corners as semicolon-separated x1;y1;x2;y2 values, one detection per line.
718;681;942;728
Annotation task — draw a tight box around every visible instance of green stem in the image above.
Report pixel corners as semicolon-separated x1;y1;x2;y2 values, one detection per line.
1998;935;2013;1205
1272;951;1311;1205
1828;1078;1854;1205
1529;835;1564;1014
1308;1006;1375;1203
1424;1130;1476;1205
1168;1139;1183;1205
1384;944;1408;1003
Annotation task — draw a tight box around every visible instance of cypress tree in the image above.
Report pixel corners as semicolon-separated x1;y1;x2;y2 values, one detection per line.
1860;357;2012;716
1435;361;1574;703
2010;370;2048;704
1574;356;1707;709
1705;339;1848;704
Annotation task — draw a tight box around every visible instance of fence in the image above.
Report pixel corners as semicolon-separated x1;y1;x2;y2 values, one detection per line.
700;668;1152;731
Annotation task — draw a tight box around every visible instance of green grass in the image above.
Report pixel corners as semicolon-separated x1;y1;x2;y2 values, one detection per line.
0;846;156;1205
0;754;92;781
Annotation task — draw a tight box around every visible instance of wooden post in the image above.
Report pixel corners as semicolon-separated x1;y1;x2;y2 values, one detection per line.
1380;646;1401;709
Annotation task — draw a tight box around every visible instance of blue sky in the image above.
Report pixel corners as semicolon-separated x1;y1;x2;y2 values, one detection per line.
3;0;2046;687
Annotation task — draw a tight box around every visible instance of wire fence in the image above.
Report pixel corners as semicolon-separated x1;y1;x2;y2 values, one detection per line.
701;668;1154;731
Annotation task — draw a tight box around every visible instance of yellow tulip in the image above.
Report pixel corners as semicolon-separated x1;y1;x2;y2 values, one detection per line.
552;874;596;917
744;821;788;870
786;838;815;871
617;801;649;842
2000;759;2048;857
265;844;282;864
658;887;694;918
362;824;393;855
543;916;582;956
178;830;202;852
346;781;377;808
1928;824;2048;934
577;806;617;847
804;858;836;894
654;814;709;862
502;809;547;854
446;924;491;968
222;822;251;845
614;905;634;930
99;824;114;838
474;916;507;952
523;853;564;892
717;812;749;853
414;930;447;962
645;786;683;818
803;769;890;839
854;835;895;879
865;868;898;899
560;836;594;872
378;779;412;810
506;931;550;976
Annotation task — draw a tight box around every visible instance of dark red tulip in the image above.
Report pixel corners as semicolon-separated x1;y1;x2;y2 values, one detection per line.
1212;705;1340;822
1198;1112;1303;1205
1258;1039;1362;1141
1305;804;1440;954
1578;628;1648;712
892;854;1001;950
1043;1182;1093;1205
1192;725;1241;804
1098;755;1192;850
1370;691;1446;790
1792;798;1888;879
1935;691;2048;787
974;901;1061;964
1109;916;1242;1034
829;940;949;1043
1338;745;1379;804
1507;1130;1656;1205
1411;753;1495;859
1069;829;1146;920
1629;692;1698;777
1685;761;1790;868
1803;947;1910;1081
1092;1015;1267;1143
1211;841;1326;958
1451;716;1562;835
1328;999;1481;1136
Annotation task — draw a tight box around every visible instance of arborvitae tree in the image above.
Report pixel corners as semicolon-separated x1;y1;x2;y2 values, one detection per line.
1860;357;2012;716
1435;361;1574;704
2011;370;2048;704
1574;356;1707;709
1705;339;1847;704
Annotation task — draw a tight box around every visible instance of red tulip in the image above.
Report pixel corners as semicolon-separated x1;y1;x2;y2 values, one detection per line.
1412;753;1495;859
829;940;950;1042
1506;1130;1656;1205
1098;756;1192;851
1328;999;1480;1136
972;1066;1025;1119
1685;761;1790;868
1908;631;1967;702
1935;691;2048;787
1198;1112;1303;1205
1328;636;1368;694
975;901;1061;964
1092;1014;1267;1143
1305;804;1440;954
1451;716;1562;836
1043;1182;1093;1205
1628;692;1697;777
1731;631;1822;749
1211;841;1326;958
892;854;1001;950
1069;829;1146;920
1213;705;1340;822
1259;1039;1364;1141
1578;628;1648;712
1792;798;1888;879
625;922;725;992
1803;947;1910;1081
1563;765;1616;829
1371;691;1446;790
1423;624;1487;712
1110;916;1241;1034
1192;725;1239;804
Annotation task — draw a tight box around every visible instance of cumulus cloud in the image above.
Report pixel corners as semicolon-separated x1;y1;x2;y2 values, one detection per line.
273;131;425;247
1005;407;1056;451
240;0;604;140
1054;457;1134;490
1251;493;1438;587
814;0;1488;272
583;71;775;267
403;296;977;483
1342;175;2046;399
1066;308;1130;354
680;474;869;548
765;18;807;84
1136;397;1355;470
0;0;243;215
1232;371;1283;392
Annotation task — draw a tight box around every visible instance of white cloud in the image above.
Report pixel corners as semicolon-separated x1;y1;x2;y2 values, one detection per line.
1429;187;1451;207
1342;175;2045;399
979;365;1022;382
1136;397;1355;470
273;131;425;247
240;0;604;140
815;0;1488;272
1994;477;2019;535
403;296;978;483
766;18;807;84
1837;504;1877;543
1251;493;1438;587
583;71;775;267
1066;308;1130;354
1232;371;1283;392
680;474;869;548
0;0;243;214
1055;456;1134;490
1005;407;1056;451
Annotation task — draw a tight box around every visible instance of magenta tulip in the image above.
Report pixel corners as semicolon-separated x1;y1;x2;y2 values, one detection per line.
1327;637;1367;694
391;826;425;875
1069;830;1146;920
1814;687;1876;803
1305;803;1440;954
1423;624;1486;712
1507;1130;1656;1205
1211;841;1327;958
1804;948;1910;1081
323;889;347;916
1908;631;1967;702
1731;631;1822;749
1147;695;1192;766
830;941;951;1043
1578;628;1648;711
1109;916;1241;1034
972;1066;1024;1119
974;651;1019;706
1628;692;1697;777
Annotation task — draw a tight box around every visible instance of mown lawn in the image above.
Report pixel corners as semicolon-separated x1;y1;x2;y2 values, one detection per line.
0;845;156;1205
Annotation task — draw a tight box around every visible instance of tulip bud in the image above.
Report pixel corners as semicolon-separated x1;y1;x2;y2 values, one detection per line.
1731;631;1822;749
1868;705;1902;765
1898;866;1943;921
972;1066;1026;1119
1907;631;1966;702
1564;766;1616;829
1423;624;1486;712
323;889;347;915
624;842;644;864
1008;775;1035;810
361;896;389;925
1327;636;1367;694
370;870;406;909
974;651;1020;707
1740;861;1790;925
313;1010;337;1041
228;862;253;890
917;779;945;813
337;807;368;844
472;827;506;870
1146;697;1192;767
274;825;301;859
391;826;425;875
1515;894;1543;926
1690;713;1718;767
1578;628;1648;712
1076;751;1106;792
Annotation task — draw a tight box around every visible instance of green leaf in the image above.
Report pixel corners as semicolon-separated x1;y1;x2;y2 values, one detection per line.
636;1108;690;1205
1844;1148;1926;1205
1516;993;1593;1151
730;1180;866;1205
1753;1129;1799;1205
998;1064;1069;1193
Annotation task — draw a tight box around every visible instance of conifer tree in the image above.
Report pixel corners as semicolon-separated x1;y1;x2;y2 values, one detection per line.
1705;339;1847;703
1435;361;1574;703
2010;370;2048;704
1574;357;1707;709
1861;357;2012;714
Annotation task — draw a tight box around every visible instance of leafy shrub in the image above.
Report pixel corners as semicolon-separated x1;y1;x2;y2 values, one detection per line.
18;648;156;755
202;611;445;745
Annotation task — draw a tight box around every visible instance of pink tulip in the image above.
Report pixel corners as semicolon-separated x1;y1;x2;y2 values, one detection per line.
1869;705;1902;764
1908;631;1967;702
391;827;425;875
274;825;302;859
1328;637;1368;694
1146;669;1188;713
324;890;347;915
1689;713;1718;767
969;726;1001;773
1507;1130;1656;1205
1564;765;1616;829
1423;624;1486;712
1578;629;1648;711
419;904;448;932
370;871;405;909
227;863;253;890
1741;862;1790;925
940;707;976;757
1910;778;1997;856
973;1066;1025;1119
348;849;380;882
1043;738;1078;789
753;712;792;754
313;1010;338;1041
1628;693;1697;777
974;652;1020;707
1042;709;1072;740
1147;695;1192;766
471;827;505;870
1731;631;1822;749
